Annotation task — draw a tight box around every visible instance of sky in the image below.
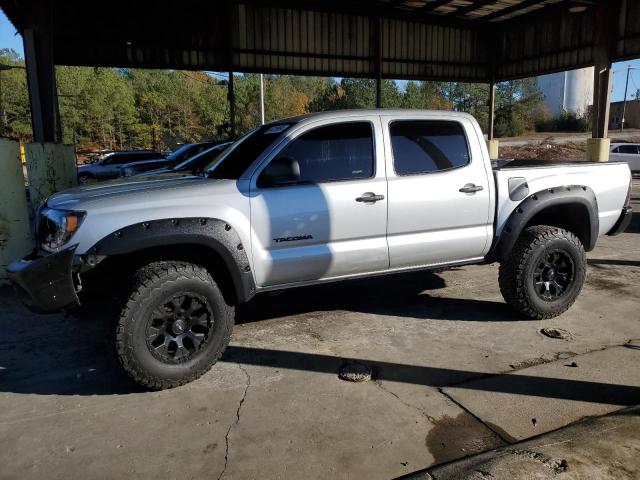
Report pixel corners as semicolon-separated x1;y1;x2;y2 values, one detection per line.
2;9;640;102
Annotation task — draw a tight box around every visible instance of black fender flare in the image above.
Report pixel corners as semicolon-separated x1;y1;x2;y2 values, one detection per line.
489;185;599;262
88;218;256;303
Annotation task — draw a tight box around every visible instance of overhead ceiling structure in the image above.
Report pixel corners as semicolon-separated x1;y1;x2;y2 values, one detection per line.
1;0;638;82
0;0;638;142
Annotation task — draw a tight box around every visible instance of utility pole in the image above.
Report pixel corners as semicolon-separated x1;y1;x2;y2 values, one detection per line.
228;71;236;139
259;74;265;125
621;65;631;132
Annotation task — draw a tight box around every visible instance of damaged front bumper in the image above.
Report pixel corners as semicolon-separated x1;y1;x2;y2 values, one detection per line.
7;245;80;313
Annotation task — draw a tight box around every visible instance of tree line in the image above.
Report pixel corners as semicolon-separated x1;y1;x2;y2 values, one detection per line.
0;48;549;151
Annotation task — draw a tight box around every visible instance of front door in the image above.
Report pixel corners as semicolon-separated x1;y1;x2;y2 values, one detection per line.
250;119;389;287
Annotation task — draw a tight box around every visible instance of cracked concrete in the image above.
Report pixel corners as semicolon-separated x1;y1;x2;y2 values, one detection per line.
218;364;251;480
0;182;638;479
416;407;640;480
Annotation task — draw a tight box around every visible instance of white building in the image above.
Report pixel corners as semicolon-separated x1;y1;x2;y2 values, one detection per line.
537;67;594;118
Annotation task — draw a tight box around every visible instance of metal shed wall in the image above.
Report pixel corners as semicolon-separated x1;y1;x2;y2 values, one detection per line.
496;7;596;80
380;17;488;81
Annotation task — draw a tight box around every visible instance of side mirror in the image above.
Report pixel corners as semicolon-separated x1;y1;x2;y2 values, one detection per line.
259;157;300;187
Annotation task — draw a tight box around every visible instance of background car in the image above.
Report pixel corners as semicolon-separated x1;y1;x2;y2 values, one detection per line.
119;141;220;177
131;142;232;177
610;143;640;172
77;150;164;183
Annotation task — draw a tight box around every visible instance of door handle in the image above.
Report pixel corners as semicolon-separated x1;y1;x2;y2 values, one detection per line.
459;183;484;194
356;192;385;203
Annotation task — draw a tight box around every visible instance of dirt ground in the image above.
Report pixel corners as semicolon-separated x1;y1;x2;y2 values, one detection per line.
500;141;587;161
0;183;638;480
499;131;640;161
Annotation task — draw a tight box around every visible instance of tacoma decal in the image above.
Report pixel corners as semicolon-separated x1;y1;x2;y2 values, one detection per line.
273;235;313;243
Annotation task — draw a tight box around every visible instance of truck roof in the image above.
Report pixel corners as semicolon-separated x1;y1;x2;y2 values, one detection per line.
271;108;476;126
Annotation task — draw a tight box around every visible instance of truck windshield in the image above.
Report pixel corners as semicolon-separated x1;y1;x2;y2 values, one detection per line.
207;123;293;179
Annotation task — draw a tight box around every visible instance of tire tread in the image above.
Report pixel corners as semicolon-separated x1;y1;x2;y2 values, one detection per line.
499;225;586;320
116;261;234;390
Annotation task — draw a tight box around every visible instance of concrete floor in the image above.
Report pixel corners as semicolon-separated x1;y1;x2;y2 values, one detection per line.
417;405;640;480
1;183;639;480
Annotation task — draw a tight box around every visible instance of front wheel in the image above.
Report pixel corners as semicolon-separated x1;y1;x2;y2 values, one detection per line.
499;225;586;320
117;261;234;389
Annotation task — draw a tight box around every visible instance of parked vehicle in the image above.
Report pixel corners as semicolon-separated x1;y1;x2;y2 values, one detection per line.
119;142;220;177
9;110;633;389
132;142;232;177
610;143;640;172
77;150;164;183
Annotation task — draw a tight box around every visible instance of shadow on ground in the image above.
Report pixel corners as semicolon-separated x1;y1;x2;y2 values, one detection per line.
237;270;516;324
1;267;639;407
588;258;640;267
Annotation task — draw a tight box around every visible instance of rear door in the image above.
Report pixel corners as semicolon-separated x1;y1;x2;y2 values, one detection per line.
382;115;493;269
249;117;389;287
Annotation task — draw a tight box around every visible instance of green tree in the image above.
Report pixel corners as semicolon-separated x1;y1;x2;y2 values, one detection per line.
57;67;140;148
494;78;544;137
0;53;546;149
0;49;31;140
402;81;451;110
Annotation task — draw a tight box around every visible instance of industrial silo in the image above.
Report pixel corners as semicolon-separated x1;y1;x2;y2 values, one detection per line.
537;67;594;118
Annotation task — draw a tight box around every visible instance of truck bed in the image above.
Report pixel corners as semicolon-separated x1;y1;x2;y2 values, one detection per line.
492;159;629;169
493;160;631;238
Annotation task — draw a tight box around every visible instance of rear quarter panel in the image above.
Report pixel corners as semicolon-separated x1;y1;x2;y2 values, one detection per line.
494;162;631;237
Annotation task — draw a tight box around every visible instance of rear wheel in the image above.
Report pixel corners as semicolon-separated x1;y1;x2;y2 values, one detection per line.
78;173;93;185
499;225;586;319
117;261;234;389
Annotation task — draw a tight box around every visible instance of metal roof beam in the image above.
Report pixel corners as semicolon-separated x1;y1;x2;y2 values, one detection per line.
419;0;454;14
499;0;600;26
448;0;499;17
481;0;541;22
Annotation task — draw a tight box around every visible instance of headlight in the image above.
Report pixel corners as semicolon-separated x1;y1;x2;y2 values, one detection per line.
38;208;86;252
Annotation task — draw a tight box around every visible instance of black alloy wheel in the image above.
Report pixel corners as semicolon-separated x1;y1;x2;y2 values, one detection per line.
146;293;214;363
532;250;575;301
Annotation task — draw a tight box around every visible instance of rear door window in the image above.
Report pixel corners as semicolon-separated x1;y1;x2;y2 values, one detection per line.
390;121;470;175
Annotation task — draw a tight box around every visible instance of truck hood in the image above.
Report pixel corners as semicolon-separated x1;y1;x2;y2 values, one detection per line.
47;173;213;209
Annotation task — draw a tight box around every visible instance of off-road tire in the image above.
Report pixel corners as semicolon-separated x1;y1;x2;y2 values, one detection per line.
499;225;586;320
117;261;234;389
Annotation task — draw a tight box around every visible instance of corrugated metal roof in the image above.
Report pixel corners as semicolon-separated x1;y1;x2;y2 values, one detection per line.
0;0;637;82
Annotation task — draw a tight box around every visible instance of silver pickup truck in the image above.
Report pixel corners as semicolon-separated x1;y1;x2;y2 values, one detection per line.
8;110;633;389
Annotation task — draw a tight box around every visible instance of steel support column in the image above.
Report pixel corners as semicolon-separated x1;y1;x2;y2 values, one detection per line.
374;16;382;108
487;81;496;140
22;3;60;144
591;1;616;140
592;63;612;139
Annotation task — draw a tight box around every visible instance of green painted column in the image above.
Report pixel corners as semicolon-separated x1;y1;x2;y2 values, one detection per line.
487;139;499;160
0;139;34;285
586;138;610;162
25;143;77;211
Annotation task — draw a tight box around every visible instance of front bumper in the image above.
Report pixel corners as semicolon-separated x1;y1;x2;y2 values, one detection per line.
7;245;80;313
607;206;633;236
